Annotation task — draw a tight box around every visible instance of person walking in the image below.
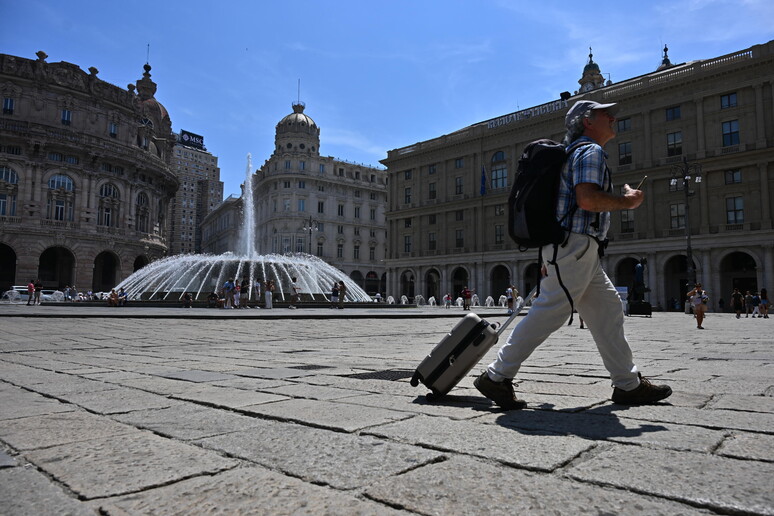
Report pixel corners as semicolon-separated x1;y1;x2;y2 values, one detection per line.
330;282;339;309
264;280;274;309
289;277;300;309
33;279;43;305
750;292;761;318
744;291;754;317
338;281;346;309
687;283;709;329
505;285;514;315
26;280;34;306
222;278;234;309
760;288;769;319
731;288;744;319
474;100;672;409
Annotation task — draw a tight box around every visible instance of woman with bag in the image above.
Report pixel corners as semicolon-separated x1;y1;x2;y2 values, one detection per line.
687;283;709;329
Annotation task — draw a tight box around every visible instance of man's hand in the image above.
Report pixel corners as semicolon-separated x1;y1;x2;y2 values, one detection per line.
576;182;644;212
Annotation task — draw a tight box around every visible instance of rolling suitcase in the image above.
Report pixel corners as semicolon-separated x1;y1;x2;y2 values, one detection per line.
410;290;532;401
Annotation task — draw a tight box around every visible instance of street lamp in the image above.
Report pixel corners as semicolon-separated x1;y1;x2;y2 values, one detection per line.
301;215;318;255
670;157;702;286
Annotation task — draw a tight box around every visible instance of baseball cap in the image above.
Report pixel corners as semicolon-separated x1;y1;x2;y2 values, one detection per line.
565;100;620;130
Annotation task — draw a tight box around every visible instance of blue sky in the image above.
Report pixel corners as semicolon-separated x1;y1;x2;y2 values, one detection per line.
4;0;773;196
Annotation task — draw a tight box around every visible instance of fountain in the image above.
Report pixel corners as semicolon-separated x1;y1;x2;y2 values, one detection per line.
400;295;409;304
386;296;395;304
485;296;495;307
414;295;425;306
498;295;508;307
428;296;436;306
471;294;480;306
115;154;371;303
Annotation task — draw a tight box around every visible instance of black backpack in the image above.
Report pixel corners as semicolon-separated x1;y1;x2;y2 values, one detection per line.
507;139;591;324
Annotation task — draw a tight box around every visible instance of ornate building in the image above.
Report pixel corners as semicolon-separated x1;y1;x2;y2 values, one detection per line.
202;102;388;295
0;52;178;293
381;40;774;310
169;130;223;254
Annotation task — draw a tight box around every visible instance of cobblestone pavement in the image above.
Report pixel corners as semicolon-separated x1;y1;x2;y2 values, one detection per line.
0;305;772;515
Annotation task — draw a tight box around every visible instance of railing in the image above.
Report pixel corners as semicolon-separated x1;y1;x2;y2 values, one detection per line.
40;219;80;229
96;226;126;236
0;216;21;224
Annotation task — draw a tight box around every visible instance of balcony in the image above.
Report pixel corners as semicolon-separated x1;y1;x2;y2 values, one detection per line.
40;219;80;230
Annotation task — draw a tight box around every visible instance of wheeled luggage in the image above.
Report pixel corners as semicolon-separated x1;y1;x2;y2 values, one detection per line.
410;294;530;401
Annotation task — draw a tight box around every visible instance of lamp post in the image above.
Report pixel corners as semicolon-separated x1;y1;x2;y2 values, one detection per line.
670;157;702;286
301;216;318;255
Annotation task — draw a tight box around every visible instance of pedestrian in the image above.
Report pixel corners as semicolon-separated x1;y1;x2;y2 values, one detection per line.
222;278;234;309
338;280;346;309
461;286;472;311
443;293;452;309
232;282;241;308
760;288;769;319
33;279;43;305
474;100;671;409
26;280;34;306
506;285;514;315
240;277;250;308
264;280;274;309
330;282;339;309
687;283;709;329
744;290;754;317
182;292;193;308
731;288;744;319
750;292;761;318
289;277;300;309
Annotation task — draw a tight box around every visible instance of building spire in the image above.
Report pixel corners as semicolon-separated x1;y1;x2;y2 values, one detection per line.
657;44;673;71
578;46;604;93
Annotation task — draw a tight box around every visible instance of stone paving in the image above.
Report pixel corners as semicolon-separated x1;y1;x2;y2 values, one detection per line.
0;304;772;515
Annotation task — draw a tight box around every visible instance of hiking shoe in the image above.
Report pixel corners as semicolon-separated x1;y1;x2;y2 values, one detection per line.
474;371;526;410
612;374;672;405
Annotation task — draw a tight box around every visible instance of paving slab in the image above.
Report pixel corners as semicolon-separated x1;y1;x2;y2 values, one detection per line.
196;419;444;489
0;410;136;450
60;388;178;414
0;467;96;516
364;414;595;472
23;431;239;500
566;443;774;515
0;384;76;420
95;466;410;515
111;403;266;440
716;431;774;462
170;385;290;408
364;455;713;515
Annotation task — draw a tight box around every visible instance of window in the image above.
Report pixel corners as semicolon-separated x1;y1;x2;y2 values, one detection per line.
428;182;436;200
283;181;291;188
455;158;464;168
65;155;79;165
285;160;291;169
299;161;305;171
721;93;737;109
47;174;75;221
494;224;504;244
370;192;376;200
369;208;376;220
725;169;742;184
429;214;437;224
3;97;14;115
354;226;360;236
298;180;305;189
617;118;631;132
491;151;505;162
495;205;505;216
455;177;463;195
665;106;681;121
455;229;464;248
317;242;324;256
0;166;19;216
621;209;634;233
369;247;375;260
337;243;343;258
618;142;632;165
61;109;72;125
337;204;344;216
354;190;361;198
353;245;360;260
337;225;344;234
455;210;464;221
404;235;412;253
296;238;304;253
404;170;412;180
338;168;344;176
297;199;305;212
726;196;744;224
722;120;740;146
283;199;290;211
670;203;685;229
667;132;682;156
428;232;437;250
404;218;412;228
404;187;412;204
428;164;437;175
491;167;507;189
49;152;63;162
317;222;324;232
136;192;149;233
317;201;325;214
319;164;325;174
109;122;118;138
98;183;119;227
354;206;361;218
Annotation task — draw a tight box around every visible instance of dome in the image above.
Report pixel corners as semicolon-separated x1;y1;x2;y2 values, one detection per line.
278;102;316;129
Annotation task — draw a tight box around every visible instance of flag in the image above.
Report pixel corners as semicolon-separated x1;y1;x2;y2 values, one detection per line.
480;166;487;196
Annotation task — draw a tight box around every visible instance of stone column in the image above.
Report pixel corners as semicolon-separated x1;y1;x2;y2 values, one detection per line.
695;96;705;158
763;245;773;290
754;83;766;148
760;162;771;230
647;253;658;307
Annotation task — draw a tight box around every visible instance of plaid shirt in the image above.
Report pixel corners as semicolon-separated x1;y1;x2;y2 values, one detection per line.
556;136;612;240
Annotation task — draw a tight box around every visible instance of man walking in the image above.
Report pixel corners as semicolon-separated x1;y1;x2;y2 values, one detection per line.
475;100;672;409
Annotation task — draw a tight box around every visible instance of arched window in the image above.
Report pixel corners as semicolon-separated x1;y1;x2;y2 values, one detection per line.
136;192;149;233
98;183;120;227
491;151;506;162
0;166;19;216
490;150;508;190
46;174;75;221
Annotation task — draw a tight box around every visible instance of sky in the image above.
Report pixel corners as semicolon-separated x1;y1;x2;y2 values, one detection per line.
3;0;773;197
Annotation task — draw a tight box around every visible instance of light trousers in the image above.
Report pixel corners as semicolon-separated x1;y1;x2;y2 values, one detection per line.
487;233;640;391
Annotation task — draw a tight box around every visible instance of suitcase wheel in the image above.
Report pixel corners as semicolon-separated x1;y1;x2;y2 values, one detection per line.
425;391;437;402
409;371;420;387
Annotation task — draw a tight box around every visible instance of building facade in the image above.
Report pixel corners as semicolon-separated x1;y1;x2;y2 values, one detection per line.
0;52;178;294
169;130;223;254
382;41;774;310
202;102;388;294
